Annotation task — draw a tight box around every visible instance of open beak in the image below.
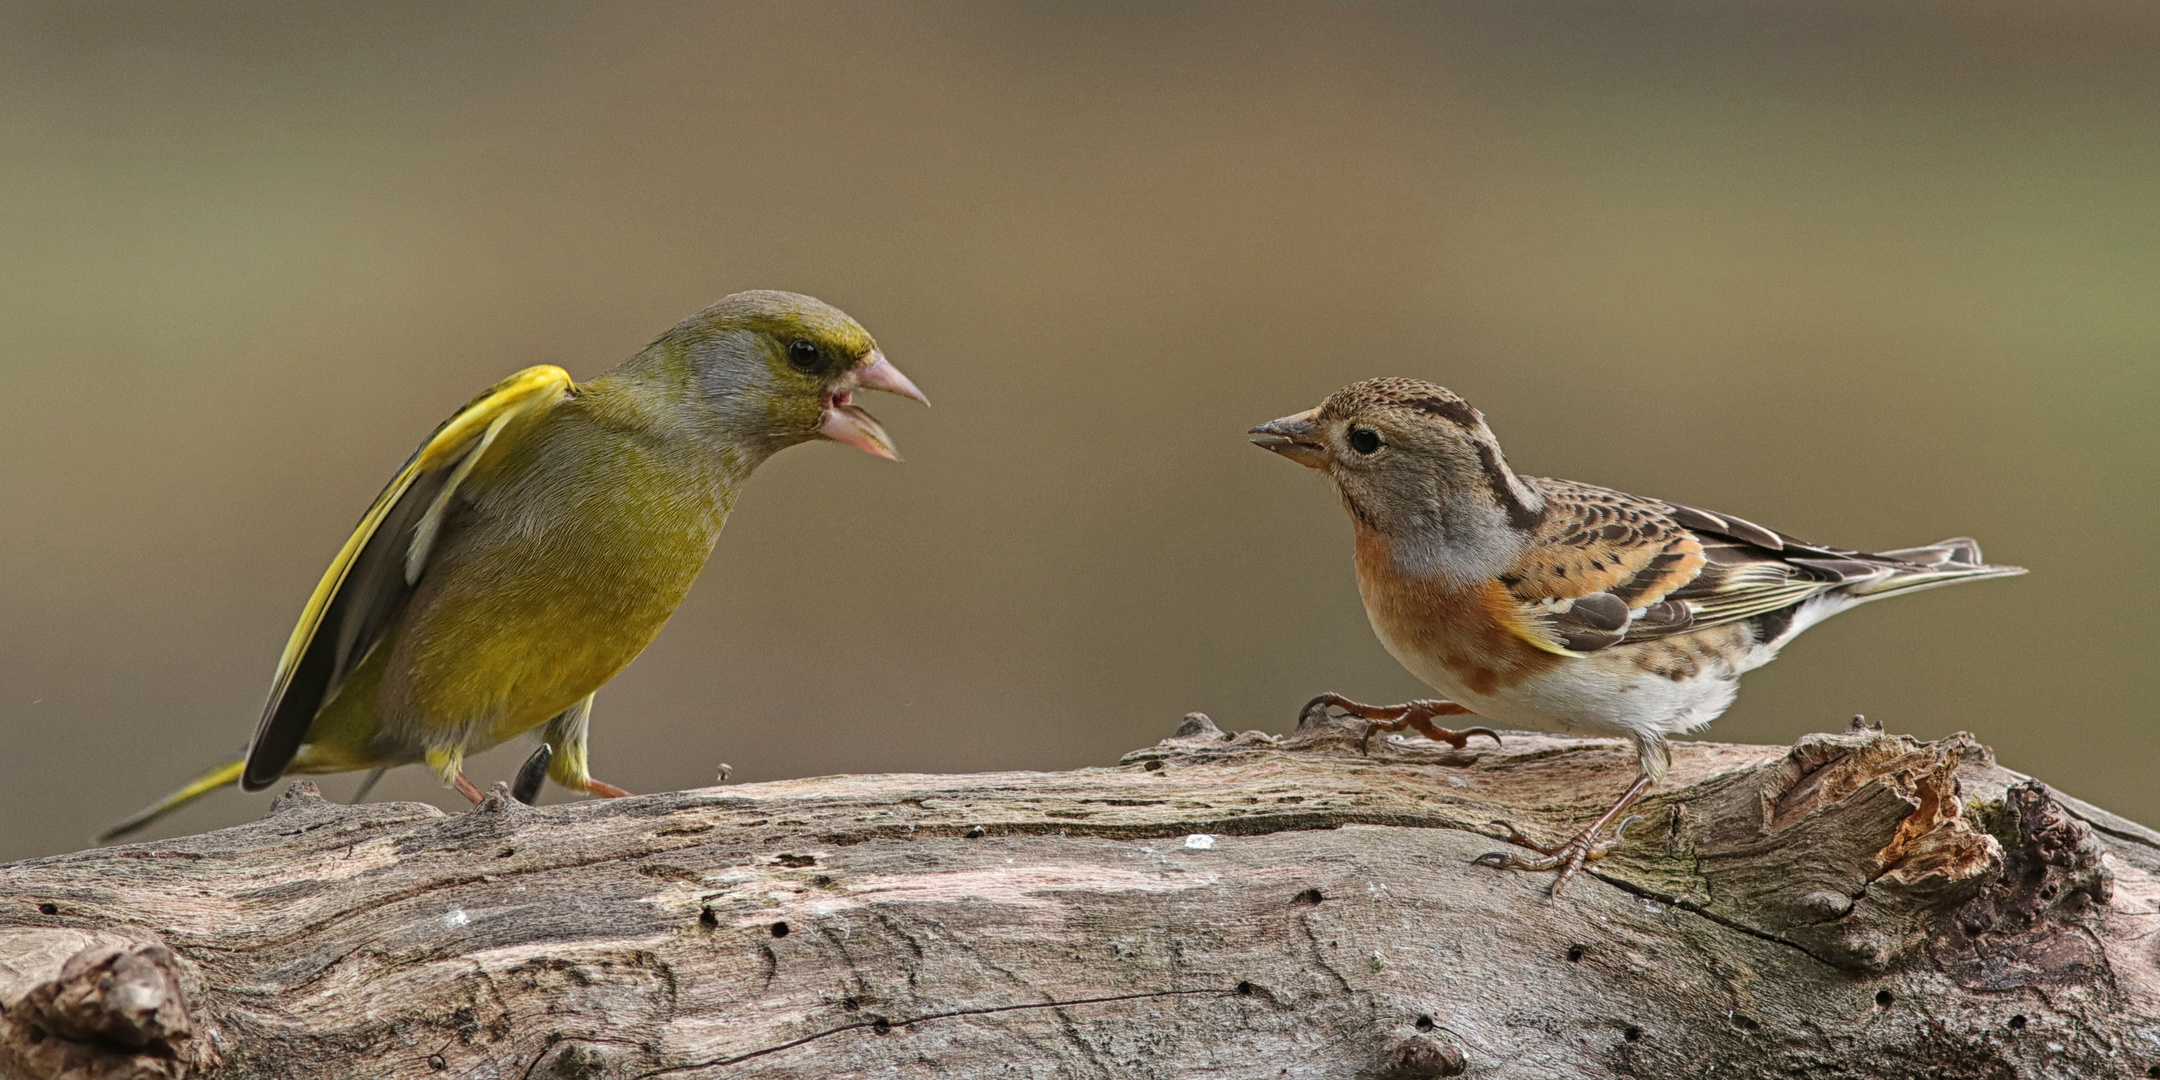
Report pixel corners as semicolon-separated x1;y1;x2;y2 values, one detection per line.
1248;408;1329;470
819;350;929;461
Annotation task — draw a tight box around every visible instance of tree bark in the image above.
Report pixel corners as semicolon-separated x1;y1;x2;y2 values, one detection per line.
2;711;2154;1080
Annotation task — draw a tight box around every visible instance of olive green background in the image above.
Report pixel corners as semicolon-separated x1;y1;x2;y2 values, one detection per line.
3;3;2154;861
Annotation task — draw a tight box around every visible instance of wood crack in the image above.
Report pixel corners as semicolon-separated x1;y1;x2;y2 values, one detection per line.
631;988;1239;1076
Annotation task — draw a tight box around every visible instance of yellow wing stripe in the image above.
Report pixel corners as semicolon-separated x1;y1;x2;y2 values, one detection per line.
262;366;574;703
97;759;245;843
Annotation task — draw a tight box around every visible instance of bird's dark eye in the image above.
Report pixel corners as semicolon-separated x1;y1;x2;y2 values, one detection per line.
787;339;820;373
1348;428;1383;455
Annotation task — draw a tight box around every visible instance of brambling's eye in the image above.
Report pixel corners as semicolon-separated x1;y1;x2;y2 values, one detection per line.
1348;427;1383;455
787;339;820;373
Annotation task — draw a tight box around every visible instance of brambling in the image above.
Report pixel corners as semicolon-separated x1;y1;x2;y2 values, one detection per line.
103;291;927;841
1251;377;2023;893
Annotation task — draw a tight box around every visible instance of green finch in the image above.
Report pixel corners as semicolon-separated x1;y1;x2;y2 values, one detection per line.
102;290;926;841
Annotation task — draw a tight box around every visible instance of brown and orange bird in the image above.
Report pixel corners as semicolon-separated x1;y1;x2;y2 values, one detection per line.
1250;378;2023;892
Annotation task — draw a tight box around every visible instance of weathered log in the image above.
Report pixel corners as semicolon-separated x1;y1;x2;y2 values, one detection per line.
2;711;2155;1079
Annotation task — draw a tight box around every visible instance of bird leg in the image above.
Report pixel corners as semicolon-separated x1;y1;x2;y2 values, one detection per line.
1301;693;1502;754
583;779;633;798
452;772;486;805
1475;772;1653;895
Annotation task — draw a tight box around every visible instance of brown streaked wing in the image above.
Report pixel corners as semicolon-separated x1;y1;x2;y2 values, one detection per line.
1501;478;1707;605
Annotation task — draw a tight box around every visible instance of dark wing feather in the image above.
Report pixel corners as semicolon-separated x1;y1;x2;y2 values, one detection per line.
1507;479;2020;655
240;366;574;790
241;466;453;790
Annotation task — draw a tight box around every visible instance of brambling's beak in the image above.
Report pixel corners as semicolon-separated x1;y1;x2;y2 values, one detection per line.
820;351;928;461
1249;408;1329;470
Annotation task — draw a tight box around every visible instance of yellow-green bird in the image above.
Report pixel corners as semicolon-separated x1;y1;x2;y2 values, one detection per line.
102;290;926;842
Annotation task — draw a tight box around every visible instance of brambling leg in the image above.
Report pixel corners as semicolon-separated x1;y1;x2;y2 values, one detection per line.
1300;693;1494;755
1487;819;1569;857
1475;773;1653;895
583;778;634;798
1401;712;1502;752
453;772;487;805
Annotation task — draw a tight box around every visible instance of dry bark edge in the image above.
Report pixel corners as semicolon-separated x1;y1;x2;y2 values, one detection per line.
2;710;2155;1080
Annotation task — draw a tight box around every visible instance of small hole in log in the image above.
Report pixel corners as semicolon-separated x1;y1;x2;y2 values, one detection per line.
771;921;791;938
1415;1015;1434;1031
1144;760;1164;772
1623;1026;1642;1042
871;1018;892;1036
964;826;986;838
1875;990;1894;1008
699;908;718;929
2008;1015;2027;1030
496;846;514;858
1729;1013;1760;1032
842;997;860;1012
36;902;57;916
428;1054;447;1071
1235;981;1254;996
1565;945;1586;963
775;853;816;868
2146;1066;2159;1079
1293;888;1324;906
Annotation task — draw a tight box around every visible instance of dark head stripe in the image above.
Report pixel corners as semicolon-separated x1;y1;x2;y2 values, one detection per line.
1475;442;1546;531
1409;395;1480;429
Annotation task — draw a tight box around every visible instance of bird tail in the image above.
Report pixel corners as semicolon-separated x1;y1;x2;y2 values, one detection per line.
97;758;246;844
1844;537;2027;599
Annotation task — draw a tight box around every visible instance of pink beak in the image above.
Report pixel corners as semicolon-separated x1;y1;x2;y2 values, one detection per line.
817;350;929;461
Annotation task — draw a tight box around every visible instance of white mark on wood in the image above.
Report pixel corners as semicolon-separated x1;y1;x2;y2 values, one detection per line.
444;907;469;929
1185;834;1217;850
738;865;1220;927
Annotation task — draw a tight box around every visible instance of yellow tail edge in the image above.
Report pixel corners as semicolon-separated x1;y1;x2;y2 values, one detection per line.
97;758;246;844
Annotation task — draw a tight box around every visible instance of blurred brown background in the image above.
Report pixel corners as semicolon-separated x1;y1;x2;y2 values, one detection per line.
2;2;2154;862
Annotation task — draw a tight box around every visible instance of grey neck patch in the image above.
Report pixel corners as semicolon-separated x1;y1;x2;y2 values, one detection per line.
1383;498;1529;586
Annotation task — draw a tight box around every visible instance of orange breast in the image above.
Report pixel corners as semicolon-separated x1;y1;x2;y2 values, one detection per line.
1353;531;1562;697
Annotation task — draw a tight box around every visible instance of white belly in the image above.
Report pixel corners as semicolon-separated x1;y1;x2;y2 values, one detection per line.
1375;618;1761;745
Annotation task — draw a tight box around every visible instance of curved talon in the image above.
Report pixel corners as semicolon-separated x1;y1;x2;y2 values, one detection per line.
1358;720;1392;756
1586;814;1645;859
1447;726;1503;750
1300;693;1354;727
1475;847;1550;870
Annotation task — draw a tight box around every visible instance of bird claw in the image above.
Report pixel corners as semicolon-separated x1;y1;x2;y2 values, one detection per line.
1448;726;1504;750
1587;815;1644;860
1476;814;1643;895
1296;693;1493;756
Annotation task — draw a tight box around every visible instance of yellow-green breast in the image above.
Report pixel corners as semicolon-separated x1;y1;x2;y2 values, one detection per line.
314;373;745;764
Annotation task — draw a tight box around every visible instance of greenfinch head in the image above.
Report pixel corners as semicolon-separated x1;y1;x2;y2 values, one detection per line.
660;290;929;461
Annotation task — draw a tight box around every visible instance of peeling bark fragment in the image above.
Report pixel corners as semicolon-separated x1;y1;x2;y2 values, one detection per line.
0;941;214;1080
1674;728;2001;971
1934;781;2116;990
